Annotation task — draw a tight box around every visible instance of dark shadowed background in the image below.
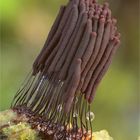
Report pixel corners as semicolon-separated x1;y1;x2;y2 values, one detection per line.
0;0;139;139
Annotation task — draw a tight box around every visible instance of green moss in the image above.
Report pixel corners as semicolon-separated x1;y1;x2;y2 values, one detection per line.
0;109;17;126
2;122;39;140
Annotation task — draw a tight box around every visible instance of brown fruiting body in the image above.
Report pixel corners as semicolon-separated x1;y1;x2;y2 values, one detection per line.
13;0;120;120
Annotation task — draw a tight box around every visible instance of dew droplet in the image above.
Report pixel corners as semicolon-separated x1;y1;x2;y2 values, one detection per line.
57;104;63;112
86;112;95;121
73;112;78;118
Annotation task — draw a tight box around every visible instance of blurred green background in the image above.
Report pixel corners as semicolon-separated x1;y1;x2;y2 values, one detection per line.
0;0;139;139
